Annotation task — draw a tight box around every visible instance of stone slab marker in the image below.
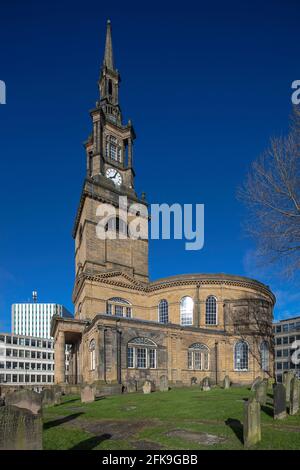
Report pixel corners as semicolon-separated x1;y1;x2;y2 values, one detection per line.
223;375;230;389
289;377;299;416
142;380;153;394
243;397;261;447
0;405;42;450
159;375;169;392
202;377;211;391
251;377;262;392
273;383;287;420
42;388;61;407
126;379;137;393
5;389;42;415
81;384;96;403
283;371;294;404
255;381;267;406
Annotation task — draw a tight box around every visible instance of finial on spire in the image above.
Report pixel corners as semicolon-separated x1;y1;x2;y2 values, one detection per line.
103;19;114;70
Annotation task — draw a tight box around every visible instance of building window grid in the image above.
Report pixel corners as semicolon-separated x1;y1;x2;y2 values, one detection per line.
127;338;157;369
158;299;169;324
234;341;249;371
180;296;193;326
205;296;217;325
188;344;209;371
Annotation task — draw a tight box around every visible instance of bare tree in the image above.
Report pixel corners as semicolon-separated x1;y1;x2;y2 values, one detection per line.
238;106;300;277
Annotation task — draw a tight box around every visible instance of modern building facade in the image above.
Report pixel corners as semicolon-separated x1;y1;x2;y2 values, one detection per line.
51;21;275;389
12;295;72;339
273;316;300;382
0;332;55;386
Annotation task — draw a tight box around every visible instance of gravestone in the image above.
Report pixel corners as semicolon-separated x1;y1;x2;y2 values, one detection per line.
255;381;267;406
202;377;211;391
289;377;299;416
126;379;137;393
42;388;61;407
223;375;231;389
81;384;96;403
159;375;169;392
142;380;153;394
5;389;42;415
243;397;261;447
273;383;287;419
283;371;294;403
0;405;43;450
251;377;262;392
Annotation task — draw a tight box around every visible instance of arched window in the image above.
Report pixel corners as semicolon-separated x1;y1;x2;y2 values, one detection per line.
205;296;217;325
127;337;157;369
234;341;249;371
106;135;122;162
188;343;209;370
106;297;132;318
158;299;168;324
260;341;269;372
180;296;193;326
89;339;96;371
105;217;127;236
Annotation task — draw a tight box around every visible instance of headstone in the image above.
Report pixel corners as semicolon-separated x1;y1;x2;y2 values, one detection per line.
273;383;287;420
42;388;62;407
126;379;137;393
5;389;42;415
159;375;169;392
255;381;267;406
201;377;211;391
142;380;153;394
223;375;231;389
0;405;43;450
283;371;294;403
289;377;299;416
251;377;262;392
81;384;96;403
243;397;261;447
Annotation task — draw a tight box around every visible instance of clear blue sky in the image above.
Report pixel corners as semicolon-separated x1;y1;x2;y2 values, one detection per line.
0;0;300;331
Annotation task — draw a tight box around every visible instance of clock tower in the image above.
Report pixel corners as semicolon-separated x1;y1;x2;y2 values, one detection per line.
73;20;149;311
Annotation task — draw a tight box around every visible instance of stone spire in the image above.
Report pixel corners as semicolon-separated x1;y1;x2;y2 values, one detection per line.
103;19;114;70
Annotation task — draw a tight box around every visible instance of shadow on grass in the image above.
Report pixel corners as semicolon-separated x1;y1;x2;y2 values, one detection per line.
44;413;83;430
225;418;243;444
69;433;112;450
261;405;273;417
61;398;80;405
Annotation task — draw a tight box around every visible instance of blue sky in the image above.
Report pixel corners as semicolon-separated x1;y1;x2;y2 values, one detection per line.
0;0;300;330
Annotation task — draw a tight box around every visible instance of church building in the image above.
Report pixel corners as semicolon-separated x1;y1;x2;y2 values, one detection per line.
51;21;275;389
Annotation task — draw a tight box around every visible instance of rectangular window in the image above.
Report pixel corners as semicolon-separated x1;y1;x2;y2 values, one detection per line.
115;305;123;317
283;362;289;370
188;350;193;369
283;324;289;332
12;374;17;383
282;349;289;357
126;307;132;318
276;350;282;358
127;347;134;368
0;362;4;369
149;349;156;369
276;325;282;333
289;323;295;331
276;338;282;345
0;374;4;383
194;351;201;370
12;337;18;345
289;336;295;344
19;374;24;383
0;335;4;342
283;337;289;345
106;303;113;315
137;348;147;368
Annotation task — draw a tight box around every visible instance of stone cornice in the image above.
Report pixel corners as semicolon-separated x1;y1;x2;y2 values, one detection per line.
72;270;276;305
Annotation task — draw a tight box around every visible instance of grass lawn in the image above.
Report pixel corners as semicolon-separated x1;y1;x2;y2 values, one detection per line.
43;387;300;450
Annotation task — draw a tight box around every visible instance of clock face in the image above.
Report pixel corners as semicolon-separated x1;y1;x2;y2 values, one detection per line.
105;168;122;186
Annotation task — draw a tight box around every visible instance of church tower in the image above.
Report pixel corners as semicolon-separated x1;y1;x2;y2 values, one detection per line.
73;20;149;315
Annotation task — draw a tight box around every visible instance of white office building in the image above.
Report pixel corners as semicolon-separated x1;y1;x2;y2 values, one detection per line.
12;293;72;339
0;332;71;386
